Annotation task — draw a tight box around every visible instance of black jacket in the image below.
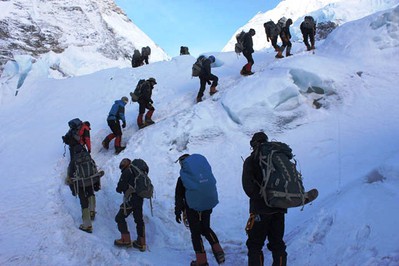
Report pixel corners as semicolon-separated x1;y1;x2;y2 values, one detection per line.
199;58;212;79
242;146;287;215
243;32;254;54
174;177;186;215
139;81;154;104
280;26;291;42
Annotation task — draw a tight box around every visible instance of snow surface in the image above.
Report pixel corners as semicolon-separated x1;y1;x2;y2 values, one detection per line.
1;5;399;266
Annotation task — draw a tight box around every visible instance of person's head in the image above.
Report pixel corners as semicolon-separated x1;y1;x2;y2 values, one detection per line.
147;77;157;85
250;132;268;149
176;153;190;167
121;96;129;104
208;55;215;63
119;158;131;171
249;28;256;36
286;19;293;26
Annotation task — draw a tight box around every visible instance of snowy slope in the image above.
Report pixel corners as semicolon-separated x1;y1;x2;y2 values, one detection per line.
0;5;399;266
222;0;399;52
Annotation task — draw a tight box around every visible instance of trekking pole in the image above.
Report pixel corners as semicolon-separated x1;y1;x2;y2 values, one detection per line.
149;197;153;217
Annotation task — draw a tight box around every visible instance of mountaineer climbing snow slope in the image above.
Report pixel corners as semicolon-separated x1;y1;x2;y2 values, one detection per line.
0;4;399;266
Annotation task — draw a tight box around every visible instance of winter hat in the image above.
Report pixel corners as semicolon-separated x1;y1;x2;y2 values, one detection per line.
208;55;216;63
175;153;190;164
119;158;131;170
249;28;256;35
121;96;129;104
286;19;293;26
250;132;268;148
147;77;157;84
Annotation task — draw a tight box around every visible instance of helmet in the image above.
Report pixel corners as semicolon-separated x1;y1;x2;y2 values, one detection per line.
119;158;131;170
208;55;215;63
286;18;293;26
175;153;190;165
249;28;256;35
121;96;129;104
250;132;268;148
147;77;157;84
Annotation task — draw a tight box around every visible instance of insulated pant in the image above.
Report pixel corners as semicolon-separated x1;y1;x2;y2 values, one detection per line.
302;28;315;48
198;75;218;99
115;193;144;237
246;213;287;266
243;51;254;72
105;120;122;147
78;186;95;209
186;207;219;253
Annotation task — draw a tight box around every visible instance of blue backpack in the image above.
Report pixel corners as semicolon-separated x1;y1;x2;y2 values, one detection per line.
180;154;219;211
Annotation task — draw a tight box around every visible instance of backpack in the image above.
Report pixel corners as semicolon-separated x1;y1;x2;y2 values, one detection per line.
62;118;82;146
129;159;154;199
302;16;316;30
141;46;151;57
264;21;279;38
254;141;318;209
180;154;219;211
191;55;206;77
70;149;103;188
130;79;146;102
180;46;190;55
234;31;246;54
278;17;287;28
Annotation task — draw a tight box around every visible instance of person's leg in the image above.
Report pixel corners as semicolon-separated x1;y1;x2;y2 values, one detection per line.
114;203;133;246
200;210;225;264
197;78;207;102
247;214;269;265
131;195;146;251
186;208;208;264
267;213;287;266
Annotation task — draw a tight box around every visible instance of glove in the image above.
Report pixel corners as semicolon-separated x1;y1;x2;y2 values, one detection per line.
267;37;270;42
207;80;211;85
175;213;182;224
122;122;126;128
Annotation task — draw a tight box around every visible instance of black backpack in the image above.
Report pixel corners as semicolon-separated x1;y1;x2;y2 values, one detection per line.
192;55;206;77
180;46;190;55
264;21;280;38
254;141;318;208
130;79;146;102
128;159;154;199
141;46;151;57
234;31;246;54
62;118;82;146
69;149;104;190
302;16;316;30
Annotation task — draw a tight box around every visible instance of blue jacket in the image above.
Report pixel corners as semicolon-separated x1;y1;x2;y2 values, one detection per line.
107;100;126;122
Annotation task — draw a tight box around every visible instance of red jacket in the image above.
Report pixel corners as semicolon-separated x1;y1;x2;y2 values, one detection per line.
78;122;91;152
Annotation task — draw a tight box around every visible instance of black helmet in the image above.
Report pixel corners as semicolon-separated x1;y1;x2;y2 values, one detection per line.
121;96;129;104
250;132;268;148
147;77;157;84
249;28;256;35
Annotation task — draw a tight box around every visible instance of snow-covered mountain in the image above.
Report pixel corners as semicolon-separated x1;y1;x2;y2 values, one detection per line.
0;0;168;77
1;1;399;266
223;0;399;52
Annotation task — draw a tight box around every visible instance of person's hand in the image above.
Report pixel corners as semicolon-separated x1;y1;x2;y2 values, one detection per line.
122;122;126;128
175;213;182;224
267;37;270;42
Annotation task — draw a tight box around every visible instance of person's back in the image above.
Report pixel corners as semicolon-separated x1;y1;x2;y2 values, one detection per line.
242;132;288;266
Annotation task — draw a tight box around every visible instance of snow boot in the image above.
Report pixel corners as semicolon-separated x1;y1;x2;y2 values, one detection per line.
102;135;113;150
212;243;225;264
275;50;284;59
88;195;96;220
115;146;126;155
145;118;155;126
79;208;92;233
196;96;202;103
137;114;145;129
114;233;132;247
190;252;208;266
132;236;146;252
209;86;218;96
286;46;293;57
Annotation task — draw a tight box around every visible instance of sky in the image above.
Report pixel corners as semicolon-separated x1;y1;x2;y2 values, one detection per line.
114;0;281;57
1;2;399;265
